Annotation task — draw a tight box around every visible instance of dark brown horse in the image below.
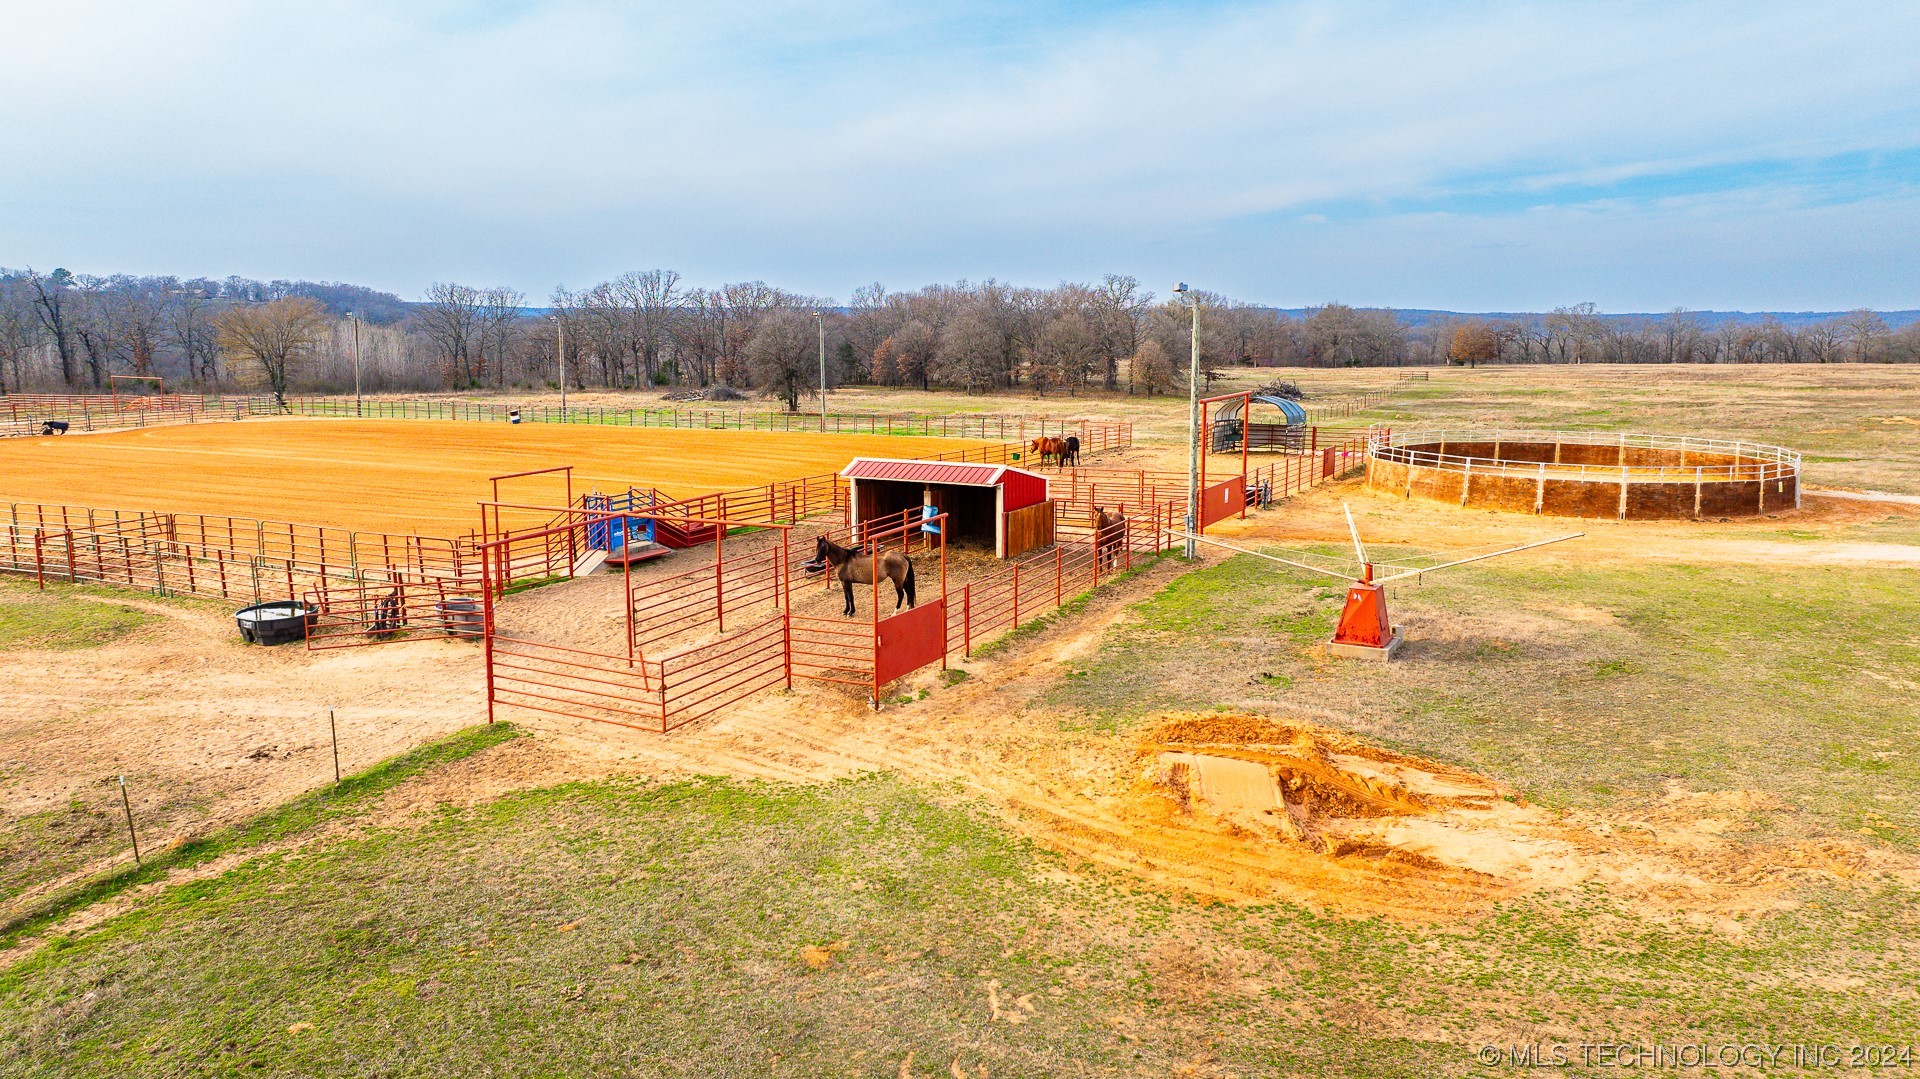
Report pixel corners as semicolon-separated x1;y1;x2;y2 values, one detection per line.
813;535;917;617
370;587;404;636
1093;506;1128;572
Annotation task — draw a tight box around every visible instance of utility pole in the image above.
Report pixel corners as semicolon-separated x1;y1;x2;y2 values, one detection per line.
553;315;568;416
1176;283;1200;559
349;313;363;417
817;311;827;431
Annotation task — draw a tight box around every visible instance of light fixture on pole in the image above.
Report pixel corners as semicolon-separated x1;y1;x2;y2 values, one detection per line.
817;311;827;431
348;312;363;418
1175;282;1200;559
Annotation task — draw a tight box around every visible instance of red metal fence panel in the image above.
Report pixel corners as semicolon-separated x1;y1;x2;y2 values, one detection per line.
1198;477;1247;529
304;579;483;649
658;616;789;730
875;598;946;687
488;636;664;731
788;614;874;687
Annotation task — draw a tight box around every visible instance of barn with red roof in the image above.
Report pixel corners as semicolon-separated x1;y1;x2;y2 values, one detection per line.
840;457;1054;558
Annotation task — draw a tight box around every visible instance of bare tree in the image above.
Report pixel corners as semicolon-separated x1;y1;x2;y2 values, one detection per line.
166;286;222;384
1090;274;1151;390
608;269;684;387
475;286;526;389
1841;309;1890;362
215;298;329;407
746;308;815;411
104;277;170;377
26;268;78;385
0;279;39;394
1032;312;1100;394
418;282;484;386
1802;319;1844;364
1657;309;1701;363
1127;339;1175;396
70;277;126;388
1304;304;1357;367
934;305;1002;393
871;337;902;386
717;281;785;387
892;319;936;390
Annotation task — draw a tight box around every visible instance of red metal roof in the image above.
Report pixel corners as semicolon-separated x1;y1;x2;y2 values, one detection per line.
840;457;1044;488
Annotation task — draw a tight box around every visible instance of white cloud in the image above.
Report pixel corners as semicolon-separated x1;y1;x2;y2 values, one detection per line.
2;1;1916;306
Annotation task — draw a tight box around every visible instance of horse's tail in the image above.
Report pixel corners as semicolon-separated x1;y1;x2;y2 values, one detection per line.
904;561;916;607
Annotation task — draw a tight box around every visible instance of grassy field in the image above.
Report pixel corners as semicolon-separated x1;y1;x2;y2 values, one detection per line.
1041;551;1920;842
0;581;214;910
0;581;158;909
3;770;1911;1076
335;364;1920;488
6;370;1920;1075
0;418;989;535
0;577;157;653
1309;364;1920;495
1;724;516;944
6;522;1917;1074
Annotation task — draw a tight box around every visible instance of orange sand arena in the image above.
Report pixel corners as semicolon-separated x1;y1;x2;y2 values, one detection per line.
0;418;992;536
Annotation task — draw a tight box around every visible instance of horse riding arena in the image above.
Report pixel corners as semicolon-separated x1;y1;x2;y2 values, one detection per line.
0;405;1175;731
0;417;994;536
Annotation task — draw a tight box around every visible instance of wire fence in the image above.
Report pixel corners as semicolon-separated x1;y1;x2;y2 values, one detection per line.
270;395;1131;443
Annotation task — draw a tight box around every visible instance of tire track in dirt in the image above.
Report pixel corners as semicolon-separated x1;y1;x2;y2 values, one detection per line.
493;553;1520;918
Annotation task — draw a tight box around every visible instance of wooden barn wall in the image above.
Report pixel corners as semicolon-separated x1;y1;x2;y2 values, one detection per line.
1003;500;1056;558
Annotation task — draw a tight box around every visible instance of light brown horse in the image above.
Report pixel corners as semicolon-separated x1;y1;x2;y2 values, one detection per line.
1093;506;1128;572
813;535;917;617
1028;436;1065;467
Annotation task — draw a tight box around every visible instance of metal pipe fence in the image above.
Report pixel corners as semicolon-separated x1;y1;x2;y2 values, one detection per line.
1369;428;1802;482
1;392;254;437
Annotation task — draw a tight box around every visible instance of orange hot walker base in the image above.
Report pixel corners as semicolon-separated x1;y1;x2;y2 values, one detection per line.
1328;580;1404;661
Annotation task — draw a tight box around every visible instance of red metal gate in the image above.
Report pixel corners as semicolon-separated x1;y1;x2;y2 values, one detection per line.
875;598;946;687
1198;476;1247;529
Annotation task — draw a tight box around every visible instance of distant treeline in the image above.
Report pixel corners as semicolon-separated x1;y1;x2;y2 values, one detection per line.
3;267;1916;401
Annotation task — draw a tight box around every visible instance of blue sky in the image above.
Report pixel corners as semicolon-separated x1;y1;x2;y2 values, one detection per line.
4;1;1917;310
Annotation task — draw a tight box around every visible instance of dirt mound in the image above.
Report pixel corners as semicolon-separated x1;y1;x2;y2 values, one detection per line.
1086;710;1904;921
1134;710;1502;848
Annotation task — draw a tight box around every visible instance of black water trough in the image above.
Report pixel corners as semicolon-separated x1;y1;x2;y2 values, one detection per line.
235;601;318;645
437;597;485;639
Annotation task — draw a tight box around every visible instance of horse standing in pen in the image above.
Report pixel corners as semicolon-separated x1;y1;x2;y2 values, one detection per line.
812;535;916;617
1093;507;1128;572
1030;435;1073;468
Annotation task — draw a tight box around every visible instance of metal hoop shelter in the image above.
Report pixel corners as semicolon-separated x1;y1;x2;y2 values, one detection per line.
1209;393;1309;453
